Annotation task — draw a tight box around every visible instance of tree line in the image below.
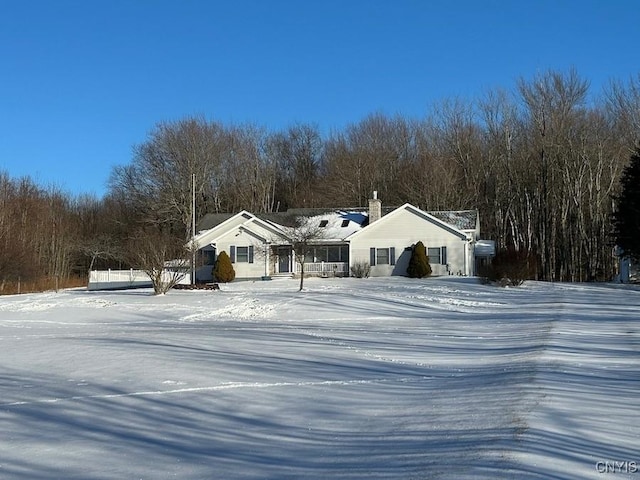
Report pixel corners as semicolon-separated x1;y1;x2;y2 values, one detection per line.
2;69;639;291
0;174;103;292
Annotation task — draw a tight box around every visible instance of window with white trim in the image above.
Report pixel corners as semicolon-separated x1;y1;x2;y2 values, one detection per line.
427;247;441;265
230;245;254;263
236;246;250;263
427;246;447;265
370;247;396;266
376;248;390;265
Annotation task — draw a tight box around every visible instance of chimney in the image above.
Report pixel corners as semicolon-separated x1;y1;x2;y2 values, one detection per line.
368;191;382;224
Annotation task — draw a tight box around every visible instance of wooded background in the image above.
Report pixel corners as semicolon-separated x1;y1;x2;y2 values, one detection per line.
2;70;639;290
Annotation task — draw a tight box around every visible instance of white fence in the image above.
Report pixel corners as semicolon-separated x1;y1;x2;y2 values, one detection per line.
88;269;190;291
88;269;151;290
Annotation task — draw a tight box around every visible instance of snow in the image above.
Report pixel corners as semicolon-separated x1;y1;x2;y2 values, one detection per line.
298;211;367;240
0;277;638;479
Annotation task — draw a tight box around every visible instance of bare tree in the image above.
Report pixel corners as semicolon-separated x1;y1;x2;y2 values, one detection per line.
222;124;277;213
81;235;121;273
267;123;323;209
125;228;191;295
606;74;640;148
0;173;88;292
426;98;485;209
0;222;35;291
517;69;590;280
109;116;227;238
322;113;415;207
478;88;524;251
283;219;325;291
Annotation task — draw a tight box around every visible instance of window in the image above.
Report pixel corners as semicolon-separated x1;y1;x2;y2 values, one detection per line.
236;246;250;263
370;247;396;266
427;246;447;265
341;219;350;227
199;249;216;266
230;245;254;263
319;220;328;227
316;247;329;262
376;248;389;265
302;245;349;263
327;246;340;262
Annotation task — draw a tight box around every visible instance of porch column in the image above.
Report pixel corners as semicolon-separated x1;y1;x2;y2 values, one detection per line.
464;240;470;276
264;242;271;278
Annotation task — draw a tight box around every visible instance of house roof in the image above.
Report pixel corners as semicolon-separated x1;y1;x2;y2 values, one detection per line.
346;203;471;241
196;205;478;242
298;210;368;241
193;210;290;249
427;210;478;231
197;211;305;232
197;213;236;231
197;206;403;232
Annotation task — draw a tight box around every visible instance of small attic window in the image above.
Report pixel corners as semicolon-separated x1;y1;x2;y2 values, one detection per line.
341;219;350;227
319;220;329;227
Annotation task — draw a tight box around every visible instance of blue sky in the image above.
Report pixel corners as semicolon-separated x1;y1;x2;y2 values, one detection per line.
1;0;638;197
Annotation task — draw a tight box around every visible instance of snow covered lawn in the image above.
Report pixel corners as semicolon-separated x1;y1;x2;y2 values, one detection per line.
0;277;638;479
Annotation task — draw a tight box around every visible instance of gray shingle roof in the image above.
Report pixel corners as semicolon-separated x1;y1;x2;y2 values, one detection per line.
197;213;235;231
197;206;478;233
428;210;478;231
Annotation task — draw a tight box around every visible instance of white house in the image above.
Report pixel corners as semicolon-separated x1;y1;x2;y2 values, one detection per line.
191;211;290;281
192;193;492;282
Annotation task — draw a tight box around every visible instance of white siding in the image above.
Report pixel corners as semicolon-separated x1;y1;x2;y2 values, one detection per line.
194;212;254;248
350;206;471;277
196;213;288;280
215;229;268;279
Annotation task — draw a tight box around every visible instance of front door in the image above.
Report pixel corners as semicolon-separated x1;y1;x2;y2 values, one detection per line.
278;247;291;273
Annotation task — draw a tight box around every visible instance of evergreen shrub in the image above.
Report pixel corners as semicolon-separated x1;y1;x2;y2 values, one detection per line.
613;147;640;262
213;251;235;283
407;241;432;278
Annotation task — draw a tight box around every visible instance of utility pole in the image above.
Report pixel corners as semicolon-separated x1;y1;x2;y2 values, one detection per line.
191;173;196;285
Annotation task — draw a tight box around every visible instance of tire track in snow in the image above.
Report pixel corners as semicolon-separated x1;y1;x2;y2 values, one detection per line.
2;375;432;407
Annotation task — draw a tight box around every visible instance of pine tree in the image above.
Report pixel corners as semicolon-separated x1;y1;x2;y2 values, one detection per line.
213;251;235;283
613;148;640;262
407;241;432;278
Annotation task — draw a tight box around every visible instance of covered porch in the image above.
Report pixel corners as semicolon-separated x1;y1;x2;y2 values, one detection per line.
270;243;350;277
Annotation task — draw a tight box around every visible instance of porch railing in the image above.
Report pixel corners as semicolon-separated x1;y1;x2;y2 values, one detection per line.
300;262;349;276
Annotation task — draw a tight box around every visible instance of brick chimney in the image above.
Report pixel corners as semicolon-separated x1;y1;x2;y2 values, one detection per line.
368;191;382;224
